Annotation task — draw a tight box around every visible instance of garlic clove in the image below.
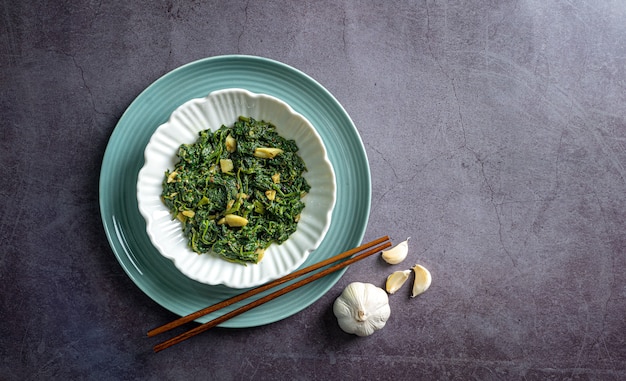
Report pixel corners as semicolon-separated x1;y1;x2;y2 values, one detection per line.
411;264;432;297
381;237;410;264
225;133;237;153
385;269;411;294
224;214;249;227
254;147;283;159
220;158;234;173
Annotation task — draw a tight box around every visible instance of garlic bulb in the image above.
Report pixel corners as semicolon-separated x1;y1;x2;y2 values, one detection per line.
333;282;391;336
381;238;410;264
411;264;432;297
385;270;411;294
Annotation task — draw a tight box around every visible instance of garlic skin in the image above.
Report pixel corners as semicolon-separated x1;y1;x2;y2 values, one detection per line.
381;238;410;264
385;270;411;294
333;282;391;336
411;264;432;297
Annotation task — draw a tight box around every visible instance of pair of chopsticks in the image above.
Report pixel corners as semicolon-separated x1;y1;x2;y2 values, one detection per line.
148;235;391;352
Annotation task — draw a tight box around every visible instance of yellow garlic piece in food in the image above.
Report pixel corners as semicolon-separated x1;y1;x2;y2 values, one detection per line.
265;189;277;201
271;173;281;184
385;269;411;294
381;238;410;264
166;171;178;183
224;214;248;227
255;248;265;262
220;158;234;173
254;147;283;159
411;264;432;297
225;134;237;153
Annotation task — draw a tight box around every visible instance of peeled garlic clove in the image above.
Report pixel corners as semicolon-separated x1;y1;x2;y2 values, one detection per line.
381;238;410;264
220;158;234;173
265;189;277;201
385;269;411;294
411;264;432;297
254;147;283;159
166;170;178;183
224;214;249;227
225;134;237;153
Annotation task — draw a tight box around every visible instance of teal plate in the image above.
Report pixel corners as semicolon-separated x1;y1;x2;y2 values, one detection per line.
99;55;371;327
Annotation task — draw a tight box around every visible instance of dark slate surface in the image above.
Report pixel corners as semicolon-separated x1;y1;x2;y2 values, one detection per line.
2;1;626;379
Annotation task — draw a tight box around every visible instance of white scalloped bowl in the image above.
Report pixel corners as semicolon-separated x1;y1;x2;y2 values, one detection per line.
137;89;336;288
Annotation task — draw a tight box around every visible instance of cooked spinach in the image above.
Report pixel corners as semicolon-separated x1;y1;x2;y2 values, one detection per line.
161;116;310;265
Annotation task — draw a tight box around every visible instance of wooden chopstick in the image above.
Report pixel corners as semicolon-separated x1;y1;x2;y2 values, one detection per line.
148;235;389;338
151;236;391;352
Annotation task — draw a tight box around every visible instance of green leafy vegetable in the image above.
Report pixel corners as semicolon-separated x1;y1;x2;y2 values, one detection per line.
161;116;310;265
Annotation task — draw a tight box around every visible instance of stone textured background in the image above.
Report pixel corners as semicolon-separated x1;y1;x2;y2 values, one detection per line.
2;1;625;379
